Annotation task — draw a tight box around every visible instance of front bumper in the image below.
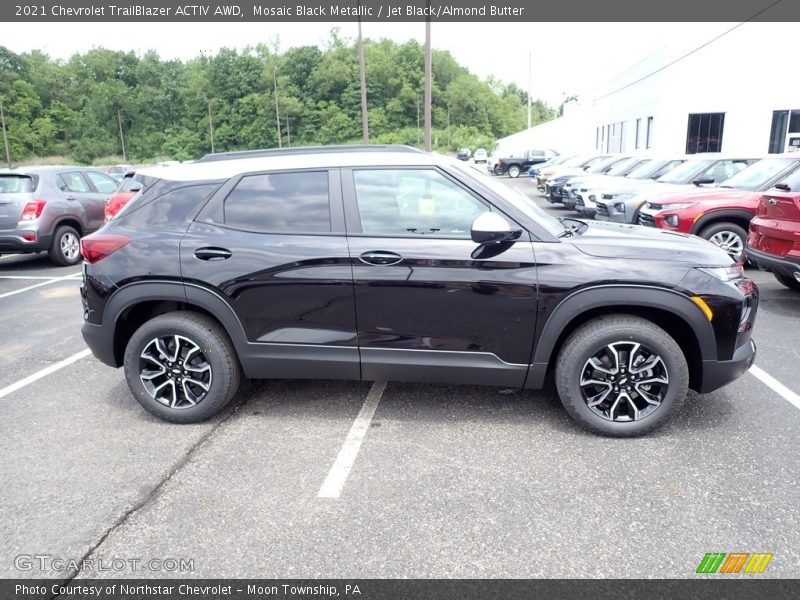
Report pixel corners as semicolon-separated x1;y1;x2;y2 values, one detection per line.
745;245;800;278
699;339;756;393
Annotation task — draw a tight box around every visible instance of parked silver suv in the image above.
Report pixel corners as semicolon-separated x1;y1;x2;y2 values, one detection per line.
0;166;119;265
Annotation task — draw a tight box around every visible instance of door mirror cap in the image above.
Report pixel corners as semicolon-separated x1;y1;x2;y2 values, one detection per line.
773;183;791;192
471;212;522;245
693;177;715;186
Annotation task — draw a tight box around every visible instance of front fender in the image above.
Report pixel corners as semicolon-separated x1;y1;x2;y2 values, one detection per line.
525;285;716;388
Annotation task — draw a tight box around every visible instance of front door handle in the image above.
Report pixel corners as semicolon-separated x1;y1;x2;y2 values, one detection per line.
194;247;232;261
66;195;77;201
359;251;403;266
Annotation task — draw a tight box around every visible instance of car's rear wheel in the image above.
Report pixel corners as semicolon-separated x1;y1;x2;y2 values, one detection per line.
48;225;81;266
774;272;800;291
123;311;241;423
555;315;689;437
507;165;521;178
699;222;747;262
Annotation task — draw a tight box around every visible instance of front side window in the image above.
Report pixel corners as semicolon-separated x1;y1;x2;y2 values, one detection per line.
353;169;487;237
223;171;330;233
85;171;120;194
698;159;751;183
719;158;796;190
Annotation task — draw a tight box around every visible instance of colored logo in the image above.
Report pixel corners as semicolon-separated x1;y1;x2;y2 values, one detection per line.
696;552;773;574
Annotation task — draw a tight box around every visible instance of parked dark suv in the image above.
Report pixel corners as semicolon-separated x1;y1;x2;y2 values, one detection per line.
0;166;120;265
80;146;758;437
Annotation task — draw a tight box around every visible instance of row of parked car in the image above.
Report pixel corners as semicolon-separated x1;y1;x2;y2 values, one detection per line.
530;152;800;291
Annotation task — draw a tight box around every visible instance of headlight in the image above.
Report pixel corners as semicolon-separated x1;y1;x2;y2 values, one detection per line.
604;193;635;201
697;264;744;282
660;202;698;210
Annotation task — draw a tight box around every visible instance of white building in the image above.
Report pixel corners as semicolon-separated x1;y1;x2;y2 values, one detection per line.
497;23;800;158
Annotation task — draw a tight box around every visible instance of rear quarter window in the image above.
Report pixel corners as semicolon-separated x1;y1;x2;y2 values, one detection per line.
117;183;219;228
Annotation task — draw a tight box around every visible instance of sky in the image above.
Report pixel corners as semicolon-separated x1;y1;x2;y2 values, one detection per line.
1;22;737;106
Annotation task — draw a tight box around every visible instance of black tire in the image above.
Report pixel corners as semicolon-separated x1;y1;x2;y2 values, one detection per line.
555;315;689;437
698;222;747;262
774;272;800;291
123;311;241;423
493;165;504;176
507;165;521;178
48;225;82;266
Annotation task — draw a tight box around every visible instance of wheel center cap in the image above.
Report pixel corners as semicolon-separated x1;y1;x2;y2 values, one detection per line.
172;368;181;374
619;376;629;385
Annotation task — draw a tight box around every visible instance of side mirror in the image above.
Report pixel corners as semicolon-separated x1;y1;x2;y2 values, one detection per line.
774;183;791;192
471;212;522;245
693;177;715;186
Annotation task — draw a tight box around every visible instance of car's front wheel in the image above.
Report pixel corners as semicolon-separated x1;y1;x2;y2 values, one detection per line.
123;311;241;423
699;222;747;262
774;272;800;291
507;165;521;178
555;315;689;437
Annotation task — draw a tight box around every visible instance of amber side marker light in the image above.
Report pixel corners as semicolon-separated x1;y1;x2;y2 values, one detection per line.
691;296;714;321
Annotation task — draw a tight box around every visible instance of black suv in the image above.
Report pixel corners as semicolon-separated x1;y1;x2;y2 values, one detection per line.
80;145;758;437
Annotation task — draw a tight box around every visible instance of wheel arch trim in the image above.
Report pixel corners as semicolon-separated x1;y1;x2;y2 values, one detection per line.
690;209;754;235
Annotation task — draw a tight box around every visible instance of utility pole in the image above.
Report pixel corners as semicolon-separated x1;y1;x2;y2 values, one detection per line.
527;51;532;130
285;113;291;147
423;8;432;152
117;109;127;161
446;102;450;148
0;97;10;167
416;93;420;147
207;99;215;153
273;66;282;148
357;8;369;144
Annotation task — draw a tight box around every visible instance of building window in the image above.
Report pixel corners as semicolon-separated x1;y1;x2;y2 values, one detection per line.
646;116;654;149
596;127;600;150
635;118;642;149
686;113;725;154
769;109;800;153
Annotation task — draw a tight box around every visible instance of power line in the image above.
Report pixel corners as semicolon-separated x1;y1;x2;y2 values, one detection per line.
592;0;785;103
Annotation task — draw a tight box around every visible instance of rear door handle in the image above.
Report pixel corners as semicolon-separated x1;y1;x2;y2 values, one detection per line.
359;251;403;266
66;195;77;201
194;247;232;261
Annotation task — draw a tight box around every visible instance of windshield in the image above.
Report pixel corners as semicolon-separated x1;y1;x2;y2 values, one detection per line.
657;159;712;184
718;158;797;191
606;157;644;177
586;156;624;174
451;161;564;237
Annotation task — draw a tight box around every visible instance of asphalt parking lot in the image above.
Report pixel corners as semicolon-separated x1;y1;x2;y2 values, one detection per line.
1;176;798;580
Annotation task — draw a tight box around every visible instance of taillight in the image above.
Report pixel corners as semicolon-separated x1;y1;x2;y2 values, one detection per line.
80;233;131;263
20;199;47;221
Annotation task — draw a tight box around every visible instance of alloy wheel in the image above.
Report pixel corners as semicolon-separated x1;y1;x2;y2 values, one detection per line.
708;230;743;260
139;334;212;408
60;232;80;261
579;341;669;422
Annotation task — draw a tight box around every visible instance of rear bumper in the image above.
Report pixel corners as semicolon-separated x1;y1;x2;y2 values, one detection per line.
0;233;52;253
698;339;756;393
745;245;800;278
81;321;119;368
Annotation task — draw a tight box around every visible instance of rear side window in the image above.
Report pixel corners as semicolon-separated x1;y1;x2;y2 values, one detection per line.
0;175;34;193
57;172;90;193
118;184;218;228
223;171;330;233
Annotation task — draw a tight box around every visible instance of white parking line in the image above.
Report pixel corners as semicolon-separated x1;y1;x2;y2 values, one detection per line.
0;275;79;280
318;380;387;499
749;365;800;410
0;273;82;299
0;349;91;400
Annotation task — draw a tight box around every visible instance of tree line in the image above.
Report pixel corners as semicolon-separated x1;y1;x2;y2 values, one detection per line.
0;32;557;165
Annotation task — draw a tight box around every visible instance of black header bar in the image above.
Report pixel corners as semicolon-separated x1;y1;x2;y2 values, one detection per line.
2;0;798;22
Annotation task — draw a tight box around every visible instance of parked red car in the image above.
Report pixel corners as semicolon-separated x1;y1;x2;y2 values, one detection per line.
104;171;142;222
746;169;800;291
638;156;800;261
